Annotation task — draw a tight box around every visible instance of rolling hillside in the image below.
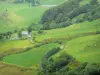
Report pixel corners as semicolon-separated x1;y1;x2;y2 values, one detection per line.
0;3;47;32
2;19;100;66
0;0;100;75
36;19;100;75
0;61;36;75
41;0;100;29
0;40;34;59
66;34;100;63
36;19;100;42
0;0;68;32
3;43;60;67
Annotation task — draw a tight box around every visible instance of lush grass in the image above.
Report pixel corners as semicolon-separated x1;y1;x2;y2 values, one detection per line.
0;3;47;32
0;0;69;32
15;6;47;27
34;19;100;64
66;34;100;63
0;40;33;54
3;43;60;67
1;0;100;74
1;19;100;67
0;61;36;75
36;19;100;42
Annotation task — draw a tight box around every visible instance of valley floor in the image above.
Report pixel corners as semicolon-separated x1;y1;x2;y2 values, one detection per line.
0;19;100;75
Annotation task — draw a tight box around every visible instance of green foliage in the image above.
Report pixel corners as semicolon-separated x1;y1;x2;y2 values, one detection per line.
44;47;60;59
27;26;33;34
0;31;12;40
40;51;74;74
55;40;63;44
41;0;100;29
90;0;99;5
39;58;100;75
0;1;100;75
18;31;22;38
96;31;100;34
0;33;4;40
14;0;24;3
37;30;44;34
25;0;40;6
13;0;39;6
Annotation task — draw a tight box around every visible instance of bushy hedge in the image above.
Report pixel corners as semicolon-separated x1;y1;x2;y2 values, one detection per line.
38;61;100;75
37;50;100;75
39;51;75;75
44;47;60;59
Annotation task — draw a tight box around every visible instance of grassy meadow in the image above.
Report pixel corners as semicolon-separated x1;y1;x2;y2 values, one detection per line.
3;43;60;67
0;3;47;32
66;34;100;63
2;19;100;67
0;62;36;75
0;0;100;75
0;40;33;52
36;19;100;42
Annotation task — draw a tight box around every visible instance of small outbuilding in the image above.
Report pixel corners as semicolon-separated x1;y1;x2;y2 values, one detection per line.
22;31;29;36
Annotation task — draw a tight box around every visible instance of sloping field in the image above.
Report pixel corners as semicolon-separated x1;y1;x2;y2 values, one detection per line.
36;19;100;42
3;43;60;67
66;34;100;63
0;3;47;32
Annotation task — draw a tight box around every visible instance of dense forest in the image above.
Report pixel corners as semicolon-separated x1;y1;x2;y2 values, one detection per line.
41;0;100;29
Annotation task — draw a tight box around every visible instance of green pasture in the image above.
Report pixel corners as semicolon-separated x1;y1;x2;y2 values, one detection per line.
36;19;100;42
3;43;60;67
0;3;47;32
66;34;100;63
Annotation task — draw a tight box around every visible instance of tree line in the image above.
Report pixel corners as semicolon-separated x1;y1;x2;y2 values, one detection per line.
0;31;12;40
14;0;40;6
0;0;40;6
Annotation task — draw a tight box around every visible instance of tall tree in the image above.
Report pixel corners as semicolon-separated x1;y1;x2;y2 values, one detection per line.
90;0;99;5
18;31;22;38
25;0;36;6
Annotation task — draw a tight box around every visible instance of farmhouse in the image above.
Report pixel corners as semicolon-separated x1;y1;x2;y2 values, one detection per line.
21;31;32;39
22;31;29;36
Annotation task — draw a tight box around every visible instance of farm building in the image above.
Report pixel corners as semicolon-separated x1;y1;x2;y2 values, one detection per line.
22;31;29;36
